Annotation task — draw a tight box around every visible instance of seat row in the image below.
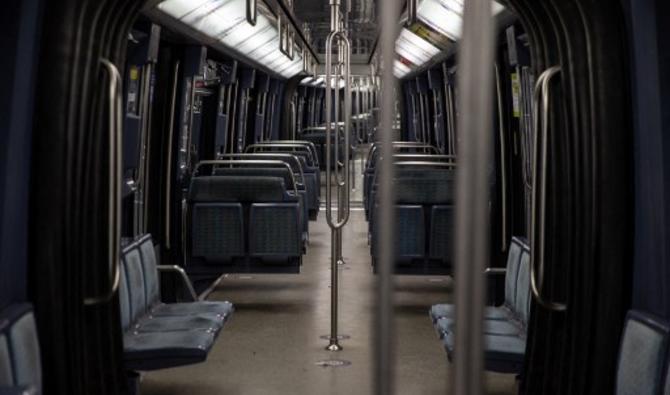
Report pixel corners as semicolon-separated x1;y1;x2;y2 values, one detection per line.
429;237;530;373
188;142;320;275
363;141;440;219
119;234;234;391
368;162;456;275
299;128;346;170
244;141;321;219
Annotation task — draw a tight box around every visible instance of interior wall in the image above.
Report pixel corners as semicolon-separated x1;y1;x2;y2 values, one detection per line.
624;0;670;319
0;0;41;310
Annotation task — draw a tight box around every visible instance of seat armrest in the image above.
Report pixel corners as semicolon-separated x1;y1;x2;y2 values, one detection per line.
156;265;198;301
484;268;507;275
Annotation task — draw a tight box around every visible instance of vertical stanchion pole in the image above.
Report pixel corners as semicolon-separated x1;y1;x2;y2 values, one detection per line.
453;0;494;394
374;0;399;393
324;0;351;351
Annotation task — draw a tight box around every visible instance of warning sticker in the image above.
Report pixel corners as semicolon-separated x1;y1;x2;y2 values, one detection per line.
511;72;521;118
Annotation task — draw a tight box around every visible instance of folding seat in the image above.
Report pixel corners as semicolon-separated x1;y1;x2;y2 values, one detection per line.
436;239;531;374
615;311;670;395
430;238;524;322
121;246;225;334
136;236;234;320
118;239;235;372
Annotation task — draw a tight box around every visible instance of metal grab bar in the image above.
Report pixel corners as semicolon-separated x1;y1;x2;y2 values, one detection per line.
85;59;122;306
393;161;458;168
245;143;318;168
164;61;180;250
529;66;566;312
261;140;320;166
392;154;457;162
194;159;299;196
217;153;306;188
494;63;508;252
325;30;351;230
324;0;352;353
366;143;438;168
156;265;198;301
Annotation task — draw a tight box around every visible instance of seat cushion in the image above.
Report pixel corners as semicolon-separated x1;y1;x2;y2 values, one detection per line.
132;314;224;334
429;304;511;322
149;301;234;320
123;331;216;371
435;317;522;338
443;332;526;374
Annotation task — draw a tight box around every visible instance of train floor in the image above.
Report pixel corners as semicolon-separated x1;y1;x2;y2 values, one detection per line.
140;182;517;395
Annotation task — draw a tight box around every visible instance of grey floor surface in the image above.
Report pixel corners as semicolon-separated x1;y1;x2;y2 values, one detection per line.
141;208;517;394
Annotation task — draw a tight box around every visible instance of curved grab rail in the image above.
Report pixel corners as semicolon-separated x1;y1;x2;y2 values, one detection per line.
325;29;351;230
530;66;566;312
194;159;298;196
85;59;122;306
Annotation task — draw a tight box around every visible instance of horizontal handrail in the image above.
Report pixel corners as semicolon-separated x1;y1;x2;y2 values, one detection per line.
245;143;317;167
217;153;305;187
194;159;298;196
262;140;320;166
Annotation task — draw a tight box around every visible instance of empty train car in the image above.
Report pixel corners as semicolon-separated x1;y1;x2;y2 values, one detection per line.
0;0;667;394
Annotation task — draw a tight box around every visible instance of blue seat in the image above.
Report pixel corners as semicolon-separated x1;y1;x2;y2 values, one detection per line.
369;167;456;275
615;310;670;395
119;236;234;372
0;304;41;395
136;235;233;319
432;237;530;374
430;238;524;323
188;175;303;273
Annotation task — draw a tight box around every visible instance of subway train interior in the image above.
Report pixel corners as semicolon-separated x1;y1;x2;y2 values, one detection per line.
0;0;668;394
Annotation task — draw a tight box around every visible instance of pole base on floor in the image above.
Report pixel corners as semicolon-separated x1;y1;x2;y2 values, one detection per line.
326;341;343;351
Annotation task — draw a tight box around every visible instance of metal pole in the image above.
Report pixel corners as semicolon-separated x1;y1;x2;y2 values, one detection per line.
453;0;494;393
374;0;399;392
324;0;351;352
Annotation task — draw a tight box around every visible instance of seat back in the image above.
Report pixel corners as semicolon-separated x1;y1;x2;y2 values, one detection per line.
137;235;160;307
213;167;298;192
503;239;524;309
616;311;669;395
0;304;41;392
514;249;531;325
189;176;293;203
122;246;147;324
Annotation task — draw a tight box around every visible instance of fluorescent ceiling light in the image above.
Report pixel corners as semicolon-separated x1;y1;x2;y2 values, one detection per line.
393;59;412;78
300;77;315;84
417;0;505;41
157;0;303;78
395;28;440;67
